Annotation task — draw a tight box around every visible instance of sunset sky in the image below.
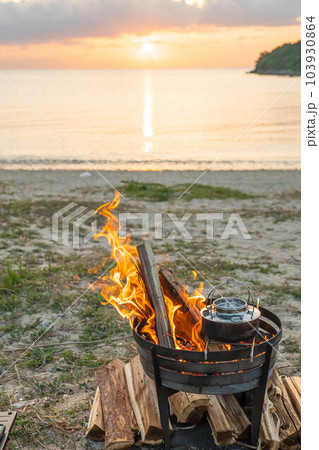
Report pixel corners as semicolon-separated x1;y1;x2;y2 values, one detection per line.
0;0;301;69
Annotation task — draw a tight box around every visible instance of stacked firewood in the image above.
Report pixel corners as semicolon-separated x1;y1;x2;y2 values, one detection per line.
86;357;300;449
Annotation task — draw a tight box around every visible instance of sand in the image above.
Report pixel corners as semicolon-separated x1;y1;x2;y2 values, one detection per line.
0;169;300;449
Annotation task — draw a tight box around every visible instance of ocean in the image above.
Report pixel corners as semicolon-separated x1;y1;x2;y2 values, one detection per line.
0;69;300;171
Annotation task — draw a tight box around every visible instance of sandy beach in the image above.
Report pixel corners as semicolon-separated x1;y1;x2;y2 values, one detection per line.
0;169;300;449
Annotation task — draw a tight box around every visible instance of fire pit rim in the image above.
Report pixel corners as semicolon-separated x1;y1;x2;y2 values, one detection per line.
133;306;281;363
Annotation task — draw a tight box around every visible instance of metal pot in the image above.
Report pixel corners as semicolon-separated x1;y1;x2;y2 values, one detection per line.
201;278;260;342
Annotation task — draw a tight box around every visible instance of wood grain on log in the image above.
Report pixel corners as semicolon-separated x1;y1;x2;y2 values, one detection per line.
137;243;175;348
268;370;301;446
260;391;281;450
125;355;163;444
207;395;235;446
85;387;105;441
284;376;301;420
216;394;250;440
169;392;210;424
95;359;135;449
159;267;201;324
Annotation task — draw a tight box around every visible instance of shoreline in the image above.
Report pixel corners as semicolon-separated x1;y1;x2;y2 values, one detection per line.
250;70;300;76
0;168;301;198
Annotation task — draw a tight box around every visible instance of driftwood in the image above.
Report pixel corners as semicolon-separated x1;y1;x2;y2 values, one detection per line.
268;370;301;447
169;392;210;424
137;243;175;348
95;359;135;449
125;355;163;444
159;267;201;324
85;387;105;441
283;376;301;420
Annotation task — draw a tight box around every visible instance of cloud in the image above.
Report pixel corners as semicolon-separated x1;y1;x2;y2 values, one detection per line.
0;0;301;45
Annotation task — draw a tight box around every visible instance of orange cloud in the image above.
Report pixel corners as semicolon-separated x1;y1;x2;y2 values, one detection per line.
0;25;300;69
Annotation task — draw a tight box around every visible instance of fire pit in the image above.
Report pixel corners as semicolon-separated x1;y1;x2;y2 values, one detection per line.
133;305;282;449
89;196;286;449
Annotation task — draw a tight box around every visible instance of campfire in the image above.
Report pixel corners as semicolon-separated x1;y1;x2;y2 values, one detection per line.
89;191;207;351
86;192;300;450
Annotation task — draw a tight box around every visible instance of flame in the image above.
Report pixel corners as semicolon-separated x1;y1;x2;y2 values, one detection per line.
90;191;206;350
192;270;198;280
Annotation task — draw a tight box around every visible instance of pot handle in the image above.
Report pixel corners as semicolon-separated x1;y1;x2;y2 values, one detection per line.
207;277;254;307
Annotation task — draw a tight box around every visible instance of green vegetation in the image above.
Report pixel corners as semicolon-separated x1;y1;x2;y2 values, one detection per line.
252;41;301;76
122;181;255;202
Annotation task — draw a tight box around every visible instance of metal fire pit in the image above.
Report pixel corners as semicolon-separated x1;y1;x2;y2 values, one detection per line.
133;306;282;449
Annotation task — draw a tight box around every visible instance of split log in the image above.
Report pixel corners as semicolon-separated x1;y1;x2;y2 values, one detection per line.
159;267;201;324
95;359;135;449
208;342;229;352
268;370;301;446
290;376;301;396
207;395;235;446
283;376;301;419
260;392;281;450
137;243;175;348
85;387;105;441
216;394;251;440
125;355;163;444
169;392;210;424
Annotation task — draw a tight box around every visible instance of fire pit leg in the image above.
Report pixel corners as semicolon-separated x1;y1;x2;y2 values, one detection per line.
151;347;174;450
250;342;273;447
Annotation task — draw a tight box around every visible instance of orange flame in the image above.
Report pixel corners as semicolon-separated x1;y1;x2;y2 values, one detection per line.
90;191;206;350
192;270;198;280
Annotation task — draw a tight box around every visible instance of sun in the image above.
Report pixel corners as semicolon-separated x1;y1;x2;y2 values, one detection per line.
142;42;154;55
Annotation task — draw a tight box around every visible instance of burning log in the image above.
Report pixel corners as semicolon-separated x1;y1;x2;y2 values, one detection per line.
124;355;163;444
95;359;136;449
137;243;175;348
159;267;201;324
85;387;104;441
267;370;301;446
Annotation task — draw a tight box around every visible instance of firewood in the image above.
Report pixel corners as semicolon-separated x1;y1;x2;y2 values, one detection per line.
86;387;105;441
95;359;135;450
137;243;175;348
207;395;235;445
159;267;201;324
283;376;301;420
125;355;163;444
208;342;229;352
216;394;251;440
268;370;301;446
260;391;281;450
290;376;301;396
169;392;210;424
